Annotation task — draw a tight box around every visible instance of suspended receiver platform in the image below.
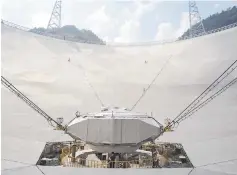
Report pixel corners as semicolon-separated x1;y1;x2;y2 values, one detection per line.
66;107;163;153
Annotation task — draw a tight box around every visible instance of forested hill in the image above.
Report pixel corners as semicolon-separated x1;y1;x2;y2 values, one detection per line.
29;25;105;44
180;6;237;39
29;6;237;43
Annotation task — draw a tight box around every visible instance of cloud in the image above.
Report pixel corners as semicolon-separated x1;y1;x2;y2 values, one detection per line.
83;4;121;42
81;1;160;43
214;4;220;9
114;20;140;42
86;6;111;34
31;12;50;28
1;0;55;28
1;0;163;43
155;23;176;41
155;12;189;41
176;12;190;37
114;1;159;43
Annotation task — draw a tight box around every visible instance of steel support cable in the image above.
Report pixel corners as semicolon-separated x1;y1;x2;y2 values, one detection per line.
1;77;56;128
2;82;56;128
36;166;46;175
166;59;237;128
196;158;237;168
67;53;104;107
2;165;35;172
85;74;104;107
1;78;57;128
1;76;65;130
1;77;54;125
162;77;237;132
76;64;104;107
130;55;172;111
176;77;237;124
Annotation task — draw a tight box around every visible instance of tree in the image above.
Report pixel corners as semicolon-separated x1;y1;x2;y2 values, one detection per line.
180;6;237;39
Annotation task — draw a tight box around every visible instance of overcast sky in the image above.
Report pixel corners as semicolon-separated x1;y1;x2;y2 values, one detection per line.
1;0;236;43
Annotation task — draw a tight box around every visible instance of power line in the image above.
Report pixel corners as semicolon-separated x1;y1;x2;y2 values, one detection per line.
130;55;172;111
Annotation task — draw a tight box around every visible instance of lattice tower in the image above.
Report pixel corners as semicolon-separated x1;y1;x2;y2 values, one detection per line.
47;0;62;31
189;1;206;38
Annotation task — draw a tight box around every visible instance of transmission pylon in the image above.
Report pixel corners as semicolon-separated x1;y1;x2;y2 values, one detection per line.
47;0;62;31
188;1;206;38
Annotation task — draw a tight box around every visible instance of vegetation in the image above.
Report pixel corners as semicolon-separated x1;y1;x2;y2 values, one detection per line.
29;25;105;44
180;6;237;39
29;6;237;43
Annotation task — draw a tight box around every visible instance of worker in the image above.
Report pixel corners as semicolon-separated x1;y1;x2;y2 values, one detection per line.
75;111;80;118
164;118;173;131
109;152;116;168
68;58;70;62
114;153;119;168
153;156;160;168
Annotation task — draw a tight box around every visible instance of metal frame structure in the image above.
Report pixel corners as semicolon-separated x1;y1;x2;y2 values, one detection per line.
1;19;237;46
47;0;62;31
188;1;206;38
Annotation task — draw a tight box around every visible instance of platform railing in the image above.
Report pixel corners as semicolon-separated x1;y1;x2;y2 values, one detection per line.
62;157;154;168
1;19;237;46
107;22;237;46
179;22;237;40
60;145;155;168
